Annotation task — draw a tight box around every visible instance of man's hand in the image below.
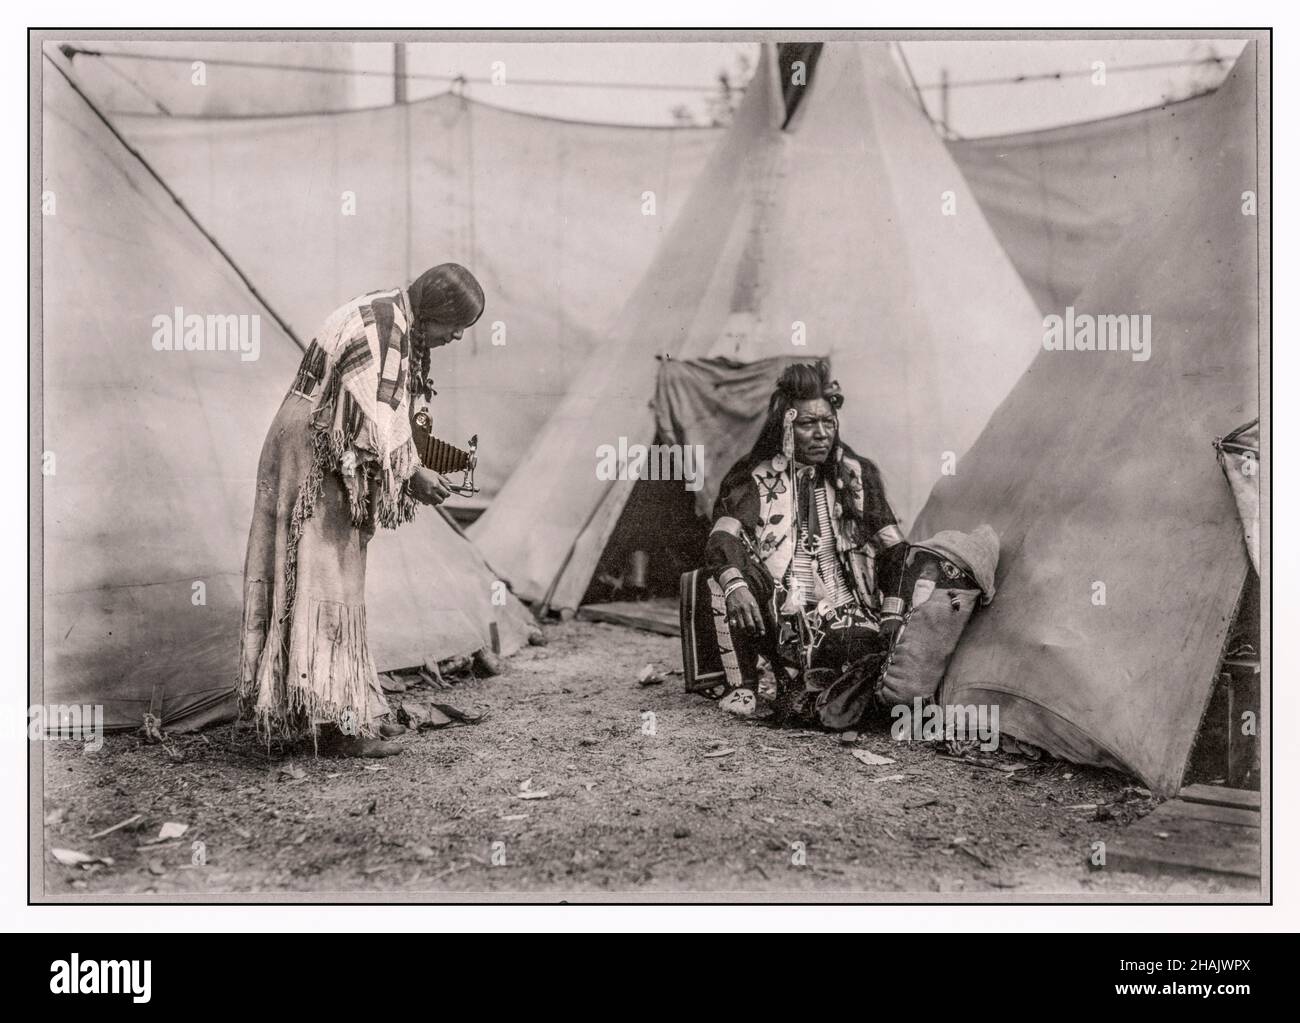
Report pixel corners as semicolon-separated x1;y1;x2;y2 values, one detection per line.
724;584;765;637
408;466;452;506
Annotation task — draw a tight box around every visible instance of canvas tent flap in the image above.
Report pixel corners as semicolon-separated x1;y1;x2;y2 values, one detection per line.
40;54;535;731
653;355;827;517
472;42;1045;612
911;44;1260;796
701;43;1046;527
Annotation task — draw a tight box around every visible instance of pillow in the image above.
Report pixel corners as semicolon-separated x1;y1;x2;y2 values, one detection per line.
875;528;999;707
877;586;981;706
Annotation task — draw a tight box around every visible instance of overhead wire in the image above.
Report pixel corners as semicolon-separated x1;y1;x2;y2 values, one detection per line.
97;54;173;115
59;44;732;96
64;43;1232;100
62;42;1234;140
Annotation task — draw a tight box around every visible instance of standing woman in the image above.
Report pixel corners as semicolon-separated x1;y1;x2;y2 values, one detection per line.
238;264;484;757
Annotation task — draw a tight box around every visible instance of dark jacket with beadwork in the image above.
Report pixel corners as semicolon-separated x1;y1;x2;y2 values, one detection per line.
705;443;907;622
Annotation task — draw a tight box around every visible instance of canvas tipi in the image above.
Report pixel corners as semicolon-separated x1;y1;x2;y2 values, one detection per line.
912;43;1261;796
471;42;1047;613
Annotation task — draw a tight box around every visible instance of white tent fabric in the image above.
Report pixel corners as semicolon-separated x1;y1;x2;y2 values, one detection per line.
912;44;1260;796
947;89;1221;312
471;47;786;609
40;53;536;730
471;43;1046;611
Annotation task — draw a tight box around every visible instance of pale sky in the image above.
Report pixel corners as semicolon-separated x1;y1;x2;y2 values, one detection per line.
349;39;1250;135
79;38;1251;137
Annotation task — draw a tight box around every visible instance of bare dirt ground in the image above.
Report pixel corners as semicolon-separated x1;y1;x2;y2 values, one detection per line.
40;620;1257;900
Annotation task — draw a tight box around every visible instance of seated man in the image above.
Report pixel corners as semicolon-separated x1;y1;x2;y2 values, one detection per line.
695;362;907;724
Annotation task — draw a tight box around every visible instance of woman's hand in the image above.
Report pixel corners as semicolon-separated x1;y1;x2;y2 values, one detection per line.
725;585;765;637
408;466;452;506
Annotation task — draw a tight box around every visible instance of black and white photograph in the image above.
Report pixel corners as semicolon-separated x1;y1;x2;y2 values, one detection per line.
27;24;1272;911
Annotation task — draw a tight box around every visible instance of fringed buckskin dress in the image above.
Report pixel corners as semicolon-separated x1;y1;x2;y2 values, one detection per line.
238;287;422;741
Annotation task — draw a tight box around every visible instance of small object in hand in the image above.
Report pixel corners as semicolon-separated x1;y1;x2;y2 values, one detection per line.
411;410;478;495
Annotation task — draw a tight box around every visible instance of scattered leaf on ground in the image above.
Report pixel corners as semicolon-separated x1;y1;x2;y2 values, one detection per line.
955;844;993;868
87;813;142;840
415;705;454;730
429;703;481;725
637;664;664;687
400;701;431;727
